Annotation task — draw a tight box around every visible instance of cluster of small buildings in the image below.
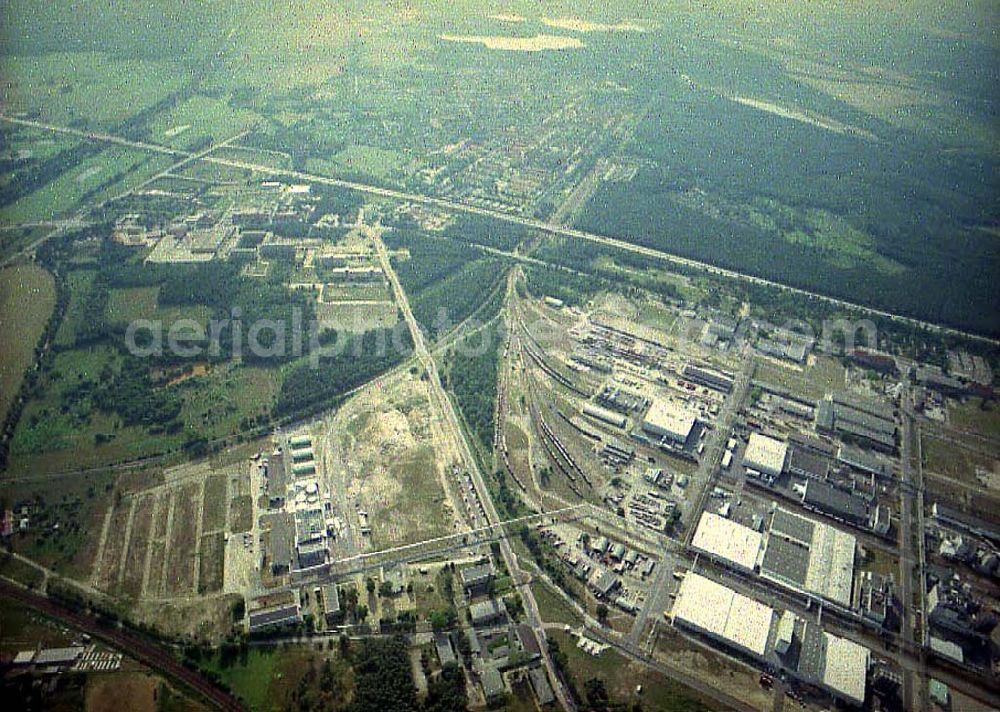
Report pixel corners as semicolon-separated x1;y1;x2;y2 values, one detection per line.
9;645;121;674
450;560;556;706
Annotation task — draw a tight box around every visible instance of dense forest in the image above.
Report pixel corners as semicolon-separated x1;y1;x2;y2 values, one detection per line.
443;322;502;456
274;327;412;418
578;85;1000;335
387;228;506;340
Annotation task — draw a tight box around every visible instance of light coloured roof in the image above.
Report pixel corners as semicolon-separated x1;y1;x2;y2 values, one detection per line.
744;433;788;475
33;647;84;665
642;398;696;440
672;573;774;657
822;633;869;706
804;521;856;607
691;511;763;571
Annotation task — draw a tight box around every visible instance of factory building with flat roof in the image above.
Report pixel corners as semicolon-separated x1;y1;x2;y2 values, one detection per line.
744;433;789;478
761;507;856;608
672;574;870;707
690;511;764;573
642;398;696;444
671;573;775;659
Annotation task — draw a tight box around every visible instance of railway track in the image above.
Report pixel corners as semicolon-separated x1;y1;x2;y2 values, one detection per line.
0;579;244;712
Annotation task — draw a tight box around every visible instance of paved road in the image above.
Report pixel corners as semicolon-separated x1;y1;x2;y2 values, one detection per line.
371;225;578;711
2;113;996;347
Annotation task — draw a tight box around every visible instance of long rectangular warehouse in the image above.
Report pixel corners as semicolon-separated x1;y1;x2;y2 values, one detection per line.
672;573;775;659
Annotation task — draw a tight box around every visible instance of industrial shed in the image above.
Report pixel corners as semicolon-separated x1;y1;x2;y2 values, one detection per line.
642;398;696;444
690;511;763;573
762;508;856;608
744;433;789;478
672;573;775;659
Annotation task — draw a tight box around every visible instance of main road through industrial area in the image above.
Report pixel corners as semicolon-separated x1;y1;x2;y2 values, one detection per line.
371;224;579;711
2;114;997;347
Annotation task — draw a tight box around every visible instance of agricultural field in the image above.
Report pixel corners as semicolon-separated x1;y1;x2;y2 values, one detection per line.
0;262;55;423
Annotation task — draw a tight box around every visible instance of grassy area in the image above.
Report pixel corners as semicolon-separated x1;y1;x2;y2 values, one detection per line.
548;630;712;712
177;364;280;441
200;647;353;712
321;282;391;303
0;263;56;423
755;353;845;400
0;468;116;579
376;444;451;549
54;269;96;347
146;94;261;150
105;286;159;325
0;51;187;129
922;433;995;485
307;144;410;182
949;398;1000;441
0;225;53;262
1;145;175;225
530;579;581;626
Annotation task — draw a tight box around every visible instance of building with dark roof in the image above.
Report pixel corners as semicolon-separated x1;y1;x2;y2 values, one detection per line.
787;447;831;481
321;584;341;626
932;502;1000;545
459;561;495;595
590;570;621;599
479;665;505;702
682;364;735;393
435;632;456;666
529;666;556;706
802;480;869;527
837;444;892;479
816;395;897;452
266;512;295;574
470;598;506;627
248;604;301;634
266;452;289;508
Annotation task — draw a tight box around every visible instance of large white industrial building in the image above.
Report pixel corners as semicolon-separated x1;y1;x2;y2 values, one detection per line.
689;507;856;608
760;507;857;608
690;511;763;573
743;433;789;477
672;573;870;707
671;573;775;658
642;398;696;443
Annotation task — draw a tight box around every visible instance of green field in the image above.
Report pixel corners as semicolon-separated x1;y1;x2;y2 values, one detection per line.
106;286;159;325
1;145;175;225
0;263;56;423
146;95;262;150
548;630;712;712
0;51;186;129
322;281;391;303
53;270;96;347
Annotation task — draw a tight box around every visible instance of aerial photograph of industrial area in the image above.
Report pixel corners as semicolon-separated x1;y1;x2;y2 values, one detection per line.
0;1;998;711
